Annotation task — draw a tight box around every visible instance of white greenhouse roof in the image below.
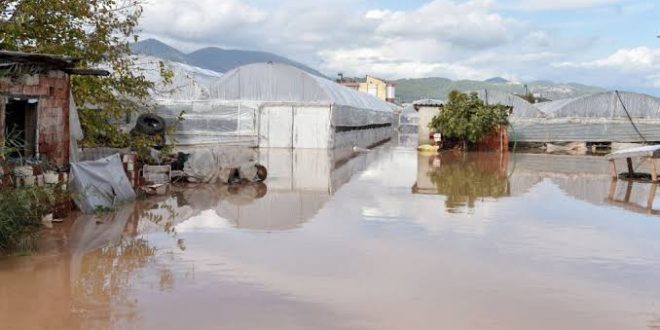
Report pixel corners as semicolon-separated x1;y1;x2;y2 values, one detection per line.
476;89;545;118
209;62;393;112
535;91;660;119
135;55;223;101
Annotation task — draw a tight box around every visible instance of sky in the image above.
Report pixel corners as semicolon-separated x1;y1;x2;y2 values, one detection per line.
140;0;660;95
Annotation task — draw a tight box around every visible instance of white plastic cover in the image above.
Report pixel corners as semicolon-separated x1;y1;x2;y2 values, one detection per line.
209;62;393;112
181;146;258;183
511;91;660;142
477;89;545;118
536;91;660;119
135;55;223;101
69;91;84;163
69;154;136;213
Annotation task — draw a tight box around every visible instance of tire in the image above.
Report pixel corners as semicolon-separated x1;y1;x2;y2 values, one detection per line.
134;114;166;136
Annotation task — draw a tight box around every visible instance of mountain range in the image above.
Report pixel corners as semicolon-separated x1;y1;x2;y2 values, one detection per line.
132;39;606;102
131;39;326;77
394;77;605;103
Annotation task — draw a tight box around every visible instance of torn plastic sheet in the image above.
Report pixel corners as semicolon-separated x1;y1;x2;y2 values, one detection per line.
69;154;136;213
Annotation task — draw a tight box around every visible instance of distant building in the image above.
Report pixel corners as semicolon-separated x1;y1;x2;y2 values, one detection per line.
411;99;444;145
337;74;396;103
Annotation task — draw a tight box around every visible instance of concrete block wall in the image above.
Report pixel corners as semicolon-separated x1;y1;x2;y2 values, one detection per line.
0;71;71;165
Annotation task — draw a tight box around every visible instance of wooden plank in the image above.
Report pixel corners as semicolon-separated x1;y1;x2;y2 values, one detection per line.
609;160;618;179
605;145;660;160
647;184;658;211
608;178;617;199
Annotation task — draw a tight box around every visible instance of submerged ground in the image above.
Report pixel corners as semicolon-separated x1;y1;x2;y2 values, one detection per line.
2;141;660;330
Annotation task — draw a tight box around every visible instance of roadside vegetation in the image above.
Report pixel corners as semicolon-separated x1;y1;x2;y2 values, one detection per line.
429;90;510;150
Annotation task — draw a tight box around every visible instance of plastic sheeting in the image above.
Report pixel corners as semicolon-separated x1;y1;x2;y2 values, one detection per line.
477;89;545;118
135;55;223;101
69;154;136;213
69;91;84;163
510;91;660;142
209;62;393;112
535;91;660;119
181;146;259;183
157;101;257;145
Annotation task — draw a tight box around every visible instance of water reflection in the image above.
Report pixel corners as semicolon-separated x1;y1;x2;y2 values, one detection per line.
413;152;510;213
607;179;660;215
414;151;660;218
4;146;660;330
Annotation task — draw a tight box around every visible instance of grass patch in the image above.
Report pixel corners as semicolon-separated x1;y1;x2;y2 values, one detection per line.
0;185;65;253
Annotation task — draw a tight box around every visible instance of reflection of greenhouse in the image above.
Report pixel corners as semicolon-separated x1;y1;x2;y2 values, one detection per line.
132;148;375;232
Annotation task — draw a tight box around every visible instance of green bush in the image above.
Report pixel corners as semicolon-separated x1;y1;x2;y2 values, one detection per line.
0;185;60;252
429;90;509;150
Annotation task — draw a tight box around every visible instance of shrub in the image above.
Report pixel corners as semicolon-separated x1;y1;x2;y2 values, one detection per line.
429;90;509;150
0;185;63;252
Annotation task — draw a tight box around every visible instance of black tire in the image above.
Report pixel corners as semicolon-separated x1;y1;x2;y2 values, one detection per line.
134;114;166;135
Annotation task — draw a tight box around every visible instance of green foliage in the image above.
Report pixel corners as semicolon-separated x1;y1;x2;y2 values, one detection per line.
0;184;65;252
0;1;175;156
1;127;27;164
426;153;509;212
519;91;536;104
429;90;509;148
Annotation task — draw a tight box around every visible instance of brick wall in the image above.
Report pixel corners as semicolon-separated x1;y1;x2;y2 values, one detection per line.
0;71;71;165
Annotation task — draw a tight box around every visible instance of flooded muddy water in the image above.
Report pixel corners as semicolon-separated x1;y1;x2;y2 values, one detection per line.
3;144;660;329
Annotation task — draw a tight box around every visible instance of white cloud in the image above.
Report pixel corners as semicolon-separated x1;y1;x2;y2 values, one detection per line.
141;0;266;39
552;47;660;90
555;47;660;71
503;0;629;11
139;0;660;95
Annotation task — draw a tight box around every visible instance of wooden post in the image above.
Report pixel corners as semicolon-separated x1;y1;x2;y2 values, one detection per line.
609;160;618;180
651;158;658;182
608;178;617;200
647;183;658;212
624;180;633;203
626;157;634;178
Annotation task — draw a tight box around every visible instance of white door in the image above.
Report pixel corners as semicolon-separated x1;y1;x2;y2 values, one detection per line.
260;106;293;148
293;106;331;149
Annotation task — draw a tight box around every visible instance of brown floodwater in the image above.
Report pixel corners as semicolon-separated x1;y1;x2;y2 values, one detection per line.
2;144;660;330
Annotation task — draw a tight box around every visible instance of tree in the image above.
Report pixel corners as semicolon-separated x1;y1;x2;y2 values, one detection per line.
0;0;170;150
429;90;509;150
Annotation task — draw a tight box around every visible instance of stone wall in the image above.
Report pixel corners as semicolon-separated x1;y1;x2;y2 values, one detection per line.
0;71;71;165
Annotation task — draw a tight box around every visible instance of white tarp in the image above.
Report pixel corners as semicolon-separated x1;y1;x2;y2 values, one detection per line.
69;91;84;163
134;55;223;101
69;154;136;213
476;89;545;118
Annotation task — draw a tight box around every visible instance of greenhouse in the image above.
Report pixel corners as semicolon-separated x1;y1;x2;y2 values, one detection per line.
511;91;660;143
157;62;394;148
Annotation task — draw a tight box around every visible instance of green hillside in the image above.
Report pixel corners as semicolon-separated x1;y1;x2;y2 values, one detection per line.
395;77;605;103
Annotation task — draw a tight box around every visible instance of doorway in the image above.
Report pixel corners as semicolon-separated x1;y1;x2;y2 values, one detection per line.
4;99;38;159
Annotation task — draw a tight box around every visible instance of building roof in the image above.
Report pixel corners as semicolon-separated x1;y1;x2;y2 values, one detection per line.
209;62;393;112
0;50;109;76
